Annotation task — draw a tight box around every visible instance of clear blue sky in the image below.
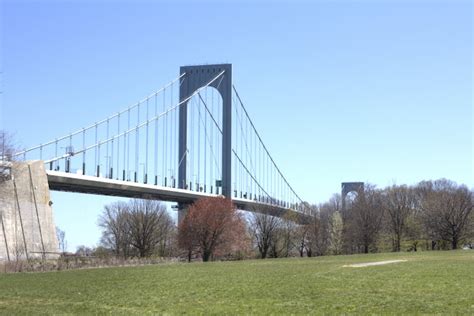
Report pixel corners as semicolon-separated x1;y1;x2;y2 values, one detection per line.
1;0;472;251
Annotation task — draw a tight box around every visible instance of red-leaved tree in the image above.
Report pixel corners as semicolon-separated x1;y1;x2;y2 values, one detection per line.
178;197;247;262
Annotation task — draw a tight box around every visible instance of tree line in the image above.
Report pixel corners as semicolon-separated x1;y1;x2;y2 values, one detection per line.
2;131;471;262
95;178;473;262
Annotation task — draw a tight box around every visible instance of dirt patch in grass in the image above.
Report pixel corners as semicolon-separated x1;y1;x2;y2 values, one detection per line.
343;259;408;268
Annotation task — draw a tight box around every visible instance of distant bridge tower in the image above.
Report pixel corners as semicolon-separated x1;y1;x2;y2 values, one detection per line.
178;64;232;221
341;182;364;210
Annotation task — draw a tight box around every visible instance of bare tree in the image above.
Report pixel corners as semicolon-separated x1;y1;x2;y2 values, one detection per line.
317;203;334;255
99;199;175;258
156;214;176;257
0;130;17;161
98;201;132;258
295;202;311;257
302;205;330;257
328;194;342;214
382;185;416;252
302;209;319;257
0;130;18;182
75;245;93;257
274;211;299;257
128;199;174;258
302;197;340;257
417;179;473;250
404;212;423;251
249;208;283;259
329;211;344;255
349;185;384;253
56;226;67;254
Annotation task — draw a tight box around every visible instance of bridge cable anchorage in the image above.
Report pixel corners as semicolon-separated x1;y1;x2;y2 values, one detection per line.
13;73;186;158
232;85;304;207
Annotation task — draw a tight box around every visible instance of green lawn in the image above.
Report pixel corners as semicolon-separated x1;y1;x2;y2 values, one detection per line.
0;251;473;315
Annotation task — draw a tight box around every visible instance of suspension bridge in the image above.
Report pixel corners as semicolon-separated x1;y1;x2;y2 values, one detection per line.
11;64;306;220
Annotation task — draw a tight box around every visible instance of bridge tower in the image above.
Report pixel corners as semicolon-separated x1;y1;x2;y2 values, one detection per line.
178;64;232;218
341;182;364;210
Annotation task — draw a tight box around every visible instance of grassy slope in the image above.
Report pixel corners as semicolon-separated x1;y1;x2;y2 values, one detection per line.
0;251;473;315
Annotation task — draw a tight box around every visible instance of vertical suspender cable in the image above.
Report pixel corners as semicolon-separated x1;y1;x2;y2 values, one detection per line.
135;103;140;182
164;89;167;186
122;114;128;181
254;131;257;199
145;98;149;183
110;136;114;179
240;102;243;195
127;109;130;180
169;83;173;186
123;115;126;180
94;124;98;176
171;82;175;187
217;92;221;192
163;88;166;186
117;114;120;180
154;93;158;185
209;89;215;193
249;118;252;197
204;89;207;191
246;116;249;196
106;119;109;177
169;84;173;186
198;94;201;190
54;140;58;171
190;97;194;190
234;94;237;197
97;142;101;177
82;130;85;175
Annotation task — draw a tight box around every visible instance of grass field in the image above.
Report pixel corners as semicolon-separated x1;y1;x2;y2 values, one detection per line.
0;251;473;315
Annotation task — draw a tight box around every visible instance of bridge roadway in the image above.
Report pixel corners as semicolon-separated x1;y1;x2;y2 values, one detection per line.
47;171;309;222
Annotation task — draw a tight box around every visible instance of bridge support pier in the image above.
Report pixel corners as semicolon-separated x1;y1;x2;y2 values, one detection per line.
176;202;191;225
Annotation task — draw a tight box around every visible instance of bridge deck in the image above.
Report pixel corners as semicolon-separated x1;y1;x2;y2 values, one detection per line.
46;171;307;221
